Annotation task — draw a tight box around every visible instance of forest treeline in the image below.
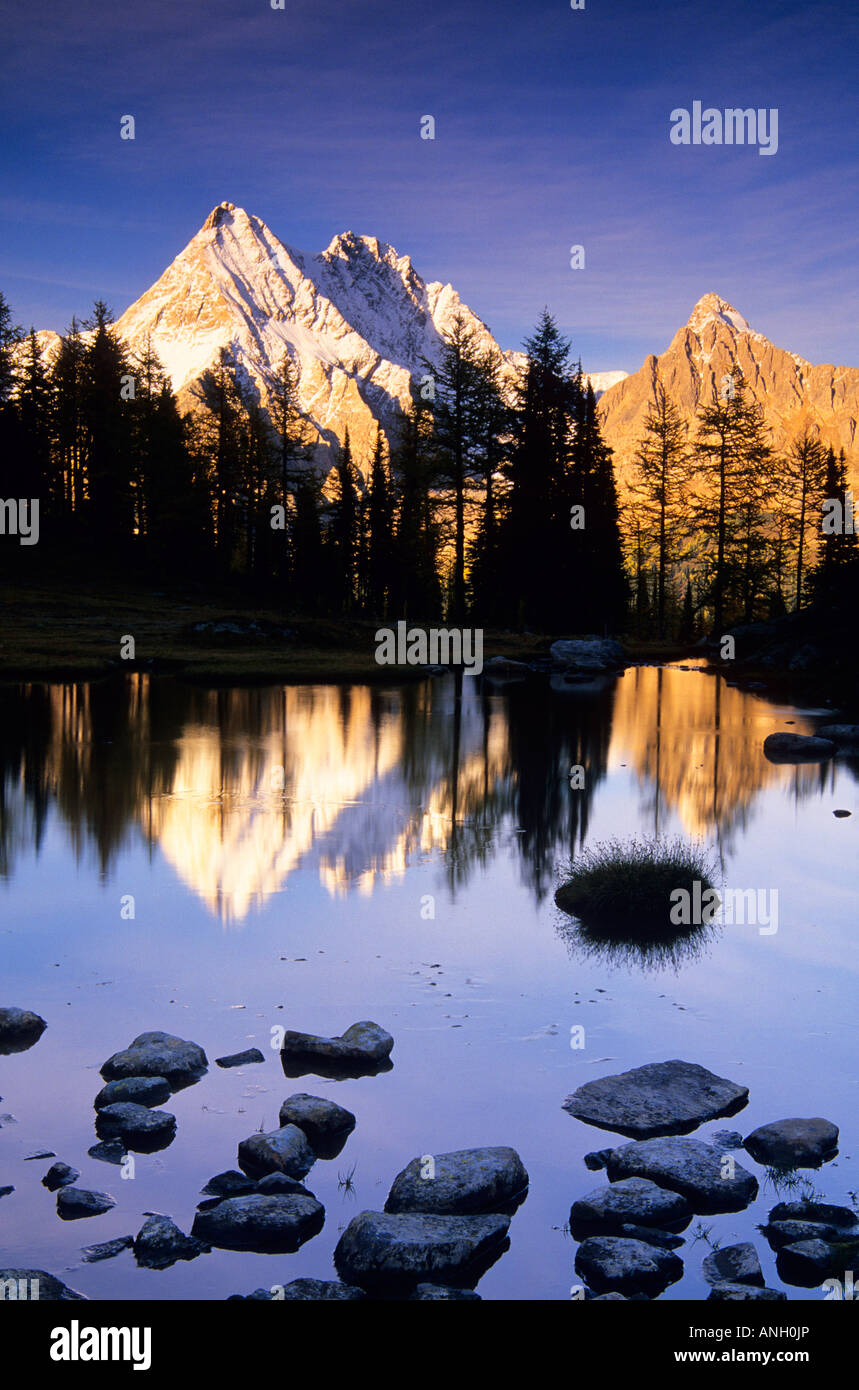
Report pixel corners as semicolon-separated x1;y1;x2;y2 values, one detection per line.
0;289;855;638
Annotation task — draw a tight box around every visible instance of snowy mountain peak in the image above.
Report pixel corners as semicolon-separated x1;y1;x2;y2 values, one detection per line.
687;292;752;336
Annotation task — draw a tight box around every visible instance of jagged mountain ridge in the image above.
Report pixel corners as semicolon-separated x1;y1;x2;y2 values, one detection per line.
599;291;859;486
23;206;858;488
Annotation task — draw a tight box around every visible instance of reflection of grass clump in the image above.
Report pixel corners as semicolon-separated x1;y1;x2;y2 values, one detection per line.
555;835;715;934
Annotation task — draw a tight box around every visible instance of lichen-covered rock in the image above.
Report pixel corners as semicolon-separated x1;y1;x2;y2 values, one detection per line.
94;1076;171;1110
191;1193;324;1253
575;1236;683;1296
278;1094;356;1158
0;1007;47;1054
237;1124;315;1180
564;1060;748;1139
702;1242;764;1287
100;1031;207;1089
385;1147;528;1216
570;1177;691;1236
95;1102;176;1152
744;1117;838;1169
133;1215;210;1269
334;1210;510;1294
605;1137;758;1213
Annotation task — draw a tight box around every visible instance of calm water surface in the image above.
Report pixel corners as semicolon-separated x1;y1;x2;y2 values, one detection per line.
0;664;856;1300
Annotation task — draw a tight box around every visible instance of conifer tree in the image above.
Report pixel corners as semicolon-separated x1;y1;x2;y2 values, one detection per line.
630;384;689;637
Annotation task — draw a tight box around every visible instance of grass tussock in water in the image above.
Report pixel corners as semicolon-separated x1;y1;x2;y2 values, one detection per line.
555;835;716;935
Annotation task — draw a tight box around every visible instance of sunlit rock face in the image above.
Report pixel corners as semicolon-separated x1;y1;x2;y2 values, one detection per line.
598;293;859;488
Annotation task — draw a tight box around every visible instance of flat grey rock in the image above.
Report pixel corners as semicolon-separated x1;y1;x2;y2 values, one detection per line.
95;1102;176;1152
575;1236;683;1296
708;1281;786;1301
605;1137;758;1213
237;1124;315;1180
763;732;835;762
57;1187;116;1220
564;1060;749;1139
191;1193;324;1252
216;1048;265;1068
334;1210;510;1294
703;1242;764;1286
94;1076;171;1109
0;1007;47;1054
570;1177;691;1235
385;1146;528;1216
81;1236;134;1263
0;1269;86;1300
744;1117;838;1168
101;1031;207;1088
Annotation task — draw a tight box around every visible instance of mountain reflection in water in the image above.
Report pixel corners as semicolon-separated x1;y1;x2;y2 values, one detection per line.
0;665;845;925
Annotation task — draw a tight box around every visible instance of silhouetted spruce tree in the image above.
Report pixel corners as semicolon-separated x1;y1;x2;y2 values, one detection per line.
14;329;53;511
502;310;576;628
569;379;629;631
51;317;88;520
0;293;24;505
81;301;135;550
468;342;512;624
810;447;857;601
291;471;325;610
195;348;246;569
365;426;395;618
328;428;359;613
391;395;441;619
268;353;315;579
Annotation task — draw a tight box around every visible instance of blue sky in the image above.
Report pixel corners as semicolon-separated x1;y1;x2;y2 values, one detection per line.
1;0;857;373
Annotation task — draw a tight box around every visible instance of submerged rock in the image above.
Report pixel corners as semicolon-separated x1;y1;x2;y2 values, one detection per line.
133;1214;210;1270
410;1284;482;1300
101;1031;207;1089
94;1076;171;1110
334;1210;511;1294
237;1124;315;1180
744;1117;838;1168
95;1102;176;1152
575;1236;683;1296
231;1278;367;1301
816;724;859;748
763;732;835;763
385;1147;528;1216
776;1237;859;1287
216;1048;265;1068
278;1094;356;1158
605;1137;758;1213
564;1060;749;1139
191;1193;324;1253
201;1170;257;1199
81;1236;134;1264
708;1282;786;1301
570;1177;691;1236
280;1021;394;1079
0;1269;86;1300
57;1187;116;1220
42;1162;80;1191
702;1242;764;1287
0;1007;47;1055
88;1139;127;1165
550;638;625;673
